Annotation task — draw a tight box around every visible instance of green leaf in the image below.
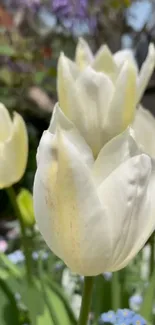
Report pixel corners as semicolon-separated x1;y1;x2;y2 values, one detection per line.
140;267;155;322
22;281;53;325
0;279;20;325
0;45;15;56
47;279;77;324
0;253;21;278
45;284;72;325
17;189;35;227
38;256;71;325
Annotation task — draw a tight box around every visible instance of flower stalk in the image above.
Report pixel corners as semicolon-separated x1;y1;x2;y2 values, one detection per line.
6;186;32;284
78;276;94;325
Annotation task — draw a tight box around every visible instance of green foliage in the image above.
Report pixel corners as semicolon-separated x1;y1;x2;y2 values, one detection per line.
140;267;155;322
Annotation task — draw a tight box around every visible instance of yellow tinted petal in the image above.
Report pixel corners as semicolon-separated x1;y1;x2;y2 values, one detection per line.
75;38;93;70
0;112;28;188
0;103;12;142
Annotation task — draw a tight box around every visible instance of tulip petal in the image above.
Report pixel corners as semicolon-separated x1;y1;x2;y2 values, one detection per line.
65;67;115;157
34;129;112;275
112;157;155;271
38;104;94;168
114;49;138;71
0;112;28;188
133;106;155;158
92;45;117;80
57;53;79;116
75;38;93;70
106;62;137;137
98;153;154;271
93;127;140;186
0;103;12;142
137;43;155;103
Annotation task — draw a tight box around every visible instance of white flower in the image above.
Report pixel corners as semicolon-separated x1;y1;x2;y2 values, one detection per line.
0;104;28;188
133;106;155;158
33;104;155;275
75;38;155;104
58;53;137;157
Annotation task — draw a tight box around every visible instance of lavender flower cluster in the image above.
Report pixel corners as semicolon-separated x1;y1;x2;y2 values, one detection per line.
99;309;147;325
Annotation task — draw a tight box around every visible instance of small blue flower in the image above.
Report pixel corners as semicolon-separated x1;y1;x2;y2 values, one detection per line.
99;309;147;325
116;309;134;320
100;311;116;324
129;294;143;311
103;272;113;281
131;314;147;325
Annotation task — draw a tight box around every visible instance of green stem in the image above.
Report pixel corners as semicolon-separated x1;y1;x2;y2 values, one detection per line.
78;277;94;325
6;186;32;284
150;233;155;276
112;271;121;311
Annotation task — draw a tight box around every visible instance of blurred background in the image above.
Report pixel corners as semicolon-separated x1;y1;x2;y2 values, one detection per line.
0;1;155;324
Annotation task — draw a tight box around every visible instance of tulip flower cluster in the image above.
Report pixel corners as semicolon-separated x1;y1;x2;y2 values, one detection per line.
33;39;155;276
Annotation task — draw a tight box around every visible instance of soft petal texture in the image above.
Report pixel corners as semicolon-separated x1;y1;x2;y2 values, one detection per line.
74;39;155;104
57;53;79;116
34;115;155;275
34;128;109;275
0;103;12;142
133;106;155;158
93;127;139;186
97;153;155;271
38;103;94;168
0;112;28;188
57;55;137;157
92;45;117;80
114;49;137;71
137;43;155;103
105;62;137;136
75;38;93;70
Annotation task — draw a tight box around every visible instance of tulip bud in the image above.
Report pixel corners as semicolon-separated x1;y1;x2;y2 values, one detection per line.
0;104;28;188
17;189;35;227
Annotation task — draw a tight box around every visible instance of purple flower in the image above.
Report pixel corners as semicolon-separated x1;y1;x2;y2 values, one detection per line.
51;0;98;33
6;0;41;10
52;0;88;18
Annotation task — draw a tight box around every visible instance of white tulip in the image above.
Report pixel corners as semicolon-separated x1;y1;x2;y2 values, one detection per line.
58;54;137;157
33;104;155;276
133;106;155;159
0;104;28;188
75;38;155;103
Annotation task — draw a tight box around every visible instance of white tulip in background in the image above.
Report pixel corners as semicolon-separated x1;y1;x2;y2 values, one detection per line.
33;104;155;276
0;103;28;188
75;38;155;104
58;52;137;157
58;38;155;159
